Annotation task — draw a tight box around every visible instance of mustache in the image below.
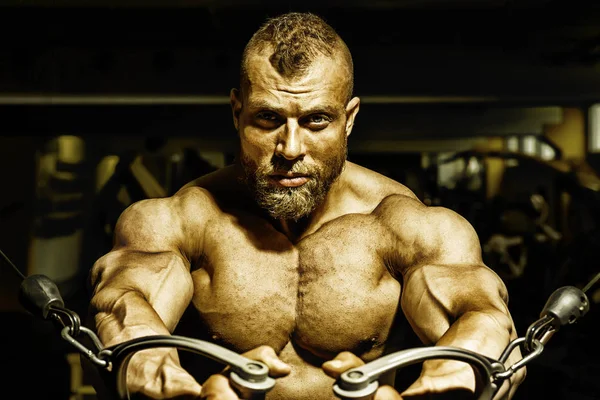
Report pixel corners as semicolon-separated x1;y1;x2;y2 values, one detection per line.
259;159;315;176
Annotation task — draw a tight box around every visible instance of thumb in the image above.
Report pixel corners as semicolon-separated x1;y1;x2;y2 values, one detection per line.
322;351;365;379
375;385;404;400
240;345;291;377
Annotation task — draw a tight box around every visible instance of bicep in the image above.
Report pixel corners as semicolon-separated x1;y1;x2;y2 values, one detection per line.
89;198;195;332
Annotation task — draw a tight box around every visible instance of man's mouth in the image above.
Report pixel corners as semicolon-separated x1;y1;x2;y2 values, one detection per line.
269;173;310;187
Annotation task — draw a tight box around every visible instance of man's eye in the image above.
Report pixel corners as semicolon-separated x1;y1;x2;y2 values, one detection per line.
254;112;282;129
305;114;331;129
257;112;278;121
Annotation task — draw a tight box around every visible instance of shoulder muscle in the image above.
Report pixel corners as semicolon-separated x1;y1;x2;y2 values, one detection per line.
113;186;216;259
374;194;483;271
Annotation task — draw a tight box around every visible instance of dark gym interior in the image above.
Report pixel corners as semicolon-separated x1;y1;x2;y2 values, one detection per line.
1;1;600;399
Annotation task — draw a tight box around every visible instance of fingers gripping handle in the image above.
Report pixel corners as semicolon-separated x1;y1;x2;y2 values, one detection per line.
230;365;276;399
333;369;379;400
222;347;276;398
333;347;502;400
109;335;275;399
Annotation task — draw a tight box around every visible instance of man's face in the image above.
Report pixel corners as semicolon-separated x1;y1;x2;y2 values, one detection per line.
231;50;360;221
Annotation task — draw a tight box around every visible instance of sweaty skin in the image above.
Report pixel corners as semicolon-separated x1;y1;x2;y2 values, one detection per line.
87;50;525;399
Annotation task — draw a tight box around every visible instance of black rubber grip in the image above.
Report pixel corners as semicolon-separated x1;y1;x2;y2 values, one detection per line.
18;274;64;319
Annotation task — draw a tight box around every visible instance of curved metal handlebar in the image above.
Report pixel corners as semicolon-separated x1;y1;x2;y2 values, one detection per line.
333;346;506;400
104;335;275;399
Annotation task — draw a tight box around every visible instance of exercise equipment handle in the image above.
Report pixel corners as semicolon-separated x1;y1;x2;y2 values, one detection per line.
18;274;64;319
333;347;503;400
106;335;275;399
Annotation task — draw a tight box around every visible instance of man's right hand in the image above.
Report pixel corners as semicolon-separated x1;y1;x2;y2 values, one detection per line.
126;345;290;399
126;348;202;399
200;346;291;399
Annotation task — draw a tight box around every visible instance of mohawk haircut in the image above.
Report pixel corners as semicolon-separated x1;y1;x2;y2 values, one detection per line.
240;12;354;103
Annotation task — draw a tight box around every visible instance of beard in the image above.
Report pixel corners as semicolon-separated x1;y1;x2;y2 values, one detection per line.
239;141;347;221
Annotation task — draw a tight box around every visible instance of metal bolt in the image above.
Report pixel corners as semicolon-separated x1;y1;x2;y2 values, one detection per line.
247;363;263;371
348;371;364;379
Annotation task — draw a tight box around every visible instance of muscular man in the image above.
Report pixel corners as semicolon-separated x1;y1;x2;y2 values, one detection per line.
87;12;525;399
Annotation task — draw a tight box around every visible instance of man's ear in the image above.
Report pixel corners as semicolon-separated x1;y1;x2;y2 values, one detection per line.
230;88;242;132
344;96;360;137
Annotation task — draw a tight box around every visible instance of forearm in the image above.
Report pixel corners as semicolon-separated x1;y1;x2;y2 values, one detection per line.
84;289;183;399
401;264;524;396
91;289;173;347
88;250;194;347
420;309;512;377
436;309;513;357
421;308;523;399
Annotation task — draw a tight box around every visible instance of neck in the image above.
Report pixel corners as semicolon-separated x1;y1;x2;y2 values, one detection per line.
274;173;346;241
276;218;310;242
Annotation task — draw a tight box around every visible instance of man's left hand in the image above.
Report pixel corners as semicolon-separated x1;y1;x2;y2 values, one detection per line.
322;352;402;400
322;352;477;399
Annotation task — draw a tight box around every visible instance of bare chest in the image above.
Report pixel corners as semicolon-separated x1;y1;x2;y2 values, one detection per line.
188;213;402;360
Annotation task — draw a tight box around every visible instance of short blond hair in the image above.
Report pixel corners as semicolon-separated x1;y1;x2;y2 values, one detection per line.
240;12;354;103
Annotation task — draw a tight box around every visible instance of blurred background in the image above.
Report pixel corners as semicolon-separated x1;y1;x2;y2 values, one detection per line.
1;0;600;399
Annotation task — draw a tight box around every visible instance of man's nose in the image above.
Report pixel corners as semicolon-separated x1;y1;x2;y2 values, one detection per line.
276;120;305;160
